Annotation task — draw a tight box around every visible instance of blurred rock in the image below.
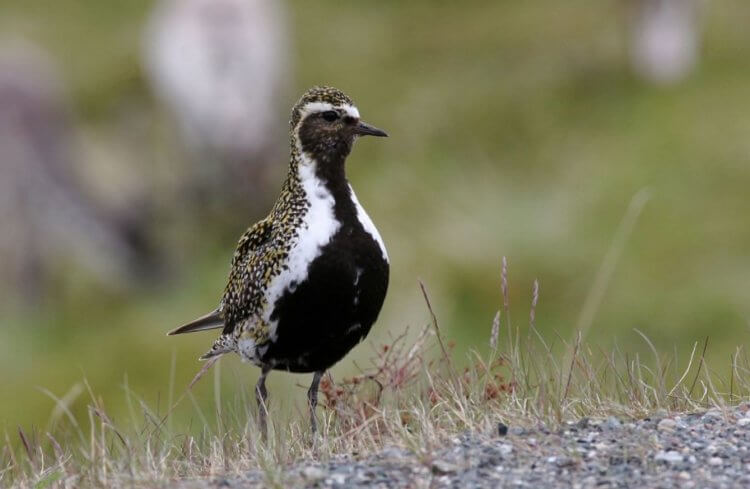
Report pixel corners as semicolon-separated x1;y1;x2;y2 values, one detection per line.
0;40;162;304
143;0;290;214
628;0;703;85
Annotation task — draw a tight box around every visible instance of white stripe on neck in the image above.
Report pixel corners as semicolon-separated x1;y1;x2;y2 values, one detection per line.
262;152;341;338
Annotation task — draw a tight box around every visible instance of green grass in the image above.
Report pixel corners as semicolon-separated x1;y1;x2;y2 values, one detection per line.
2;0;750;460
4;269;750;488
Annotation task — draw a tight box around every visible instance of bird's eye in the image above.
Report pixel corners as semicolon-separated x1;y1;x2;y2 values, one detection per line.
321;110;339;122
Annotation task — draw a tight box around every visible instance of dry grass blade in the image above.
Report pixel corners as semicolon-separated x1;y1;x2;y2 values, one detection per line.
575;189;650;341
633;328;665;404
191;357;220;390
418;280;460;390
156;356;221;432
529;279;539;330
689;336;709;398
37;386;86;446
16;427;33;466
45;433;65;466
91;407;128;450
501;256;510;330
562;331;582;405
667;341;698;399
490;311;501;351
5;264;750;488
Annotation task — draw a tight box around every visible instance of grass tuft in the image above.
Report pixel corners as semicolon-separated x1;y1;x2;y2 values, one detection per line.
3;263;749;488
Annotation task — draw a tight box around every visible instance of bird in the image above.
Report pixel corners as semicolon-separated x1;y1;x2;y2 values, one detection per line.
169;86;390;435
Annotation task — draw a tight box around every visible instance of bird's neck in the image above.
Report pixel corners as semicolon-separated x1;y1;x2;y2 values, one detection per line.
285;136;355;222
287;136;347;190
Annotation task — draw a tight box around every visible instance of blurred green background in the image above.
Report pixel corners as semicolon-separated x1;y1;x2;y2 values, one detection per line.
2;0;750;433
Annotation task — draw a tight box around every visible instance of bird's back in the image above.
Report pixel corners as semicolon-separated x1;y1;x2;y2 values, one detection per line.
211;177;307;353
178;85;390;374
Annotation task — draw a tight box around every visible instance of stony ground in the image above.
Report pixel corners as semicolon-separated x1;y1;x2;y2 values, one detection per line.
169;405;750;489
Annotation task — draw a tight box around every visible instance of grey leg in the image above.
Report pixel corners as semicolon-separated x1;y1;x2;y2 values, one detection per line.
255;366;271;437
307;371;324;435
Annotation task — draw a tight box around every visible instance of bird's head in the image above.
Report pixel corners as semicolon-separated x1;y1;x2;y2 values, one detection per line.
290;86;387;164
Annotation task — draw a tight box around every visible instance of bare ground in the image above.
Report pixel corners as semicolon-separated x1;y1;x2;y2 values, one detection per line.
165;405;750;489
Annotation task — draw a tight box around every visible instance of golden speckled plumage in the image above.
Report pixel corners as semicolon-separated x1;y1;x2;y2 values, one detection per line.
204;157;308;358
201;87;354;359
289;86;354;128
170;85;390;435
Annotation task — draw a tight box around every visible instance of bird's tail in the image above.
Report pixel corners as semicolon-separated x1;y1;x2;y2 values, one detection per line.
167;308;223;335
199;334;235;361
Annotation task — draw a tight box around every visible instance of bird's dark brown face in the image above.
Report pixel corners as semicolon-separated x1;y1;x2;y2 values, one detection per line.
296;103;387;164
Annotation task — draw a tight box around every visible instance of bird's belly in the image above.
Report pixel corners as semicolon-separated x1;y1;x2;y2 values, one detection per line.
260;230;389;372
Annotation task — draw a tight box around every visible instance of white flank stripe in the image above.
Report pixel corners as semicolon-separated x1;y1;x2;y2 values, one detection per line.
349;185;388;262
262;153;341;338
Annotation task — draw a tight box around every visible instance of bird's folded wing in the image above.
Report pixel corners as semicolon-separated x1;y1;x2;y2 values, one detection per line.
218;218;276;338
169;219;273;338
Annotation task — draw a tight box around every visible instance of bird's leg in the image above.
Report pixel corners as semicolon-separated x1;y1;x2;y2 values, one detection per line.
307;370;324;435
255;367;271;439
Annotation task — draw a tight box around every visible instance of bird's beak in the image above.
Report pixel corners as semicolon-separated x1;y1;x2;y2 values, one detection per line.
354;120;388;137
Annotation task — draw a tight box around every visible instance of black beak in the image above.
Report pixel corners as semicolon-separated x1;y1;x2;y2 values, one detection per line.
354;120;388;137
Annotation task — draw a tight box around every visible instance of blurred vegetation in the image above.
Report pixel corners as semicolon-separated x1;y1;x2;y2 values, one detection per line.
2;0;750;437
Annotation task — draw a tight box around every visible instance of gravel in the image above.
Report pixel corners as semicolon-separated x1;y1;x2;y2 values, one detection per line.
169;404;750;489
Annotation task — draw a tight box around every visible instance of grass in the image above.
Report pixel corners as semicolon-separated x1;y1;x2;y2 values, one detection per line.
5;260;750;489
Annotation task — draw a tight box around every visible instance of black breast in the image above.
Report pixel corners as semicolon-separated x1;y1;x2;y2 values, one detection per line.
261;150;389;372
263;218;389;373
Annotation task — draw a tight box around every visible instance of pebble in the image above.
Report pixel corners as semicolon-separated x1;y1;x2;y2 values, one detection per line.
703;409;722;419
329;473;347;485
170;405;750;489
300;466;326;482
655;451;683;463
432;460;459;475
604;417;621;429
657;418;676;431
379;446;409;459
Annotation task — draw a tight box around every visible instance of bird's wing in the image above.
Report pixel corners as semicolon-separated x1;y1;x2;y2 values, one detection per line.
199;218;279;360
168;218;273;341
218;217;275;336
